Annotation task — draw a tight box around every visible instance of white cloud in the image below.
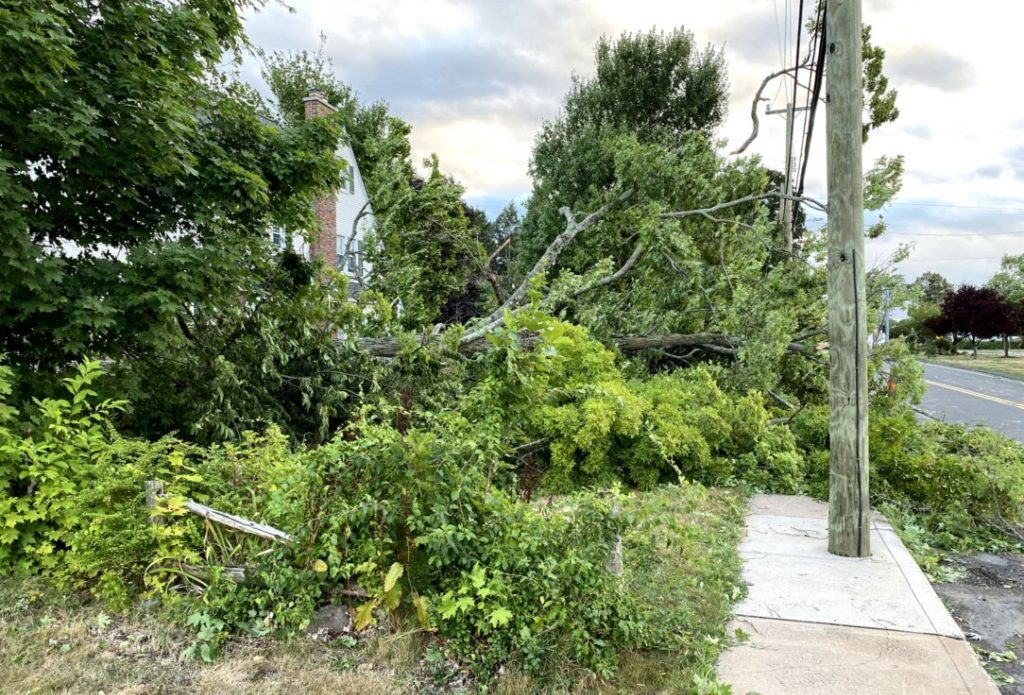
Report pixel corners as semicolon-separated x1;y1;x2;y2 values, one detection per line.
243;0;1024;284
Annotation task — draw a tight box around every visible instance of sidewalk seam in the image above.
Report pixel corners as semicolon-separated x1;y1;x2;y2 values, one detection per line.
731;612;964;640
875;523;945;637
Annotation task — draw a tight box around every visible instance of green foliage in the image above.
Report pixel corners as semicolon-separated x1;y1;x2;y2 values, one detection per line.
873;422;1024;549
862;25;900;142
0;356;750;683
60;427;296;609
0;359;125;571
112;260;375;444
260;35;358;127
465;313;804;493
180;410;641;680
789;341;1024;550
913;271;954;305
258;45;491;328
518;28;728;276
364;154;490;326
0;0;354;443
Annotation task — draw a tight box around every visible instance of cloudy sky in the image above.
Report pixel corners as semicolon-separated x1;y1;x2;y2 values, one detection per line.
240;0;1024;285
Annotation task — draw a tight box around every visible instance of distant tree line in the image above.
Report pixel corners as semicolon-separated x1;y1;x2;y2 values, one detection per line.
894;256;1024;357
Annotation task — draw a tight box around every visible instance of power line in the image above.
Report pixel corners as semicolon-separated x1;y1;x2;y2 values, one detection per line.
786;0;804;211
796;0;825;197
898;256;1008;262
793;0;813;198
772;0;787;76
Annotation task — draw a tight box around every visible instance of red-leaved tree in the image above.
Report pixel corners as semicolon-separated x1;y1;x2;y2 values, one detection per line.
926;285;1016;357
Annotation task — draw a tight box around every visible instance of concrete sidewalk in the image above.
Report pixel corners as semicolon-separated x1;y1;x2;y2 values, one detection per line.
718;494;998;694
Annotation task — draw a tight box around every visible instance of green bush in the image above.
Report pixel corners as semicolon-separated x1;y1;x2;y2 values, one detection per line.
14;332;1024;682
790;401;1024;549
0;360;126;571
58;428;296;608
875;421;1024;547
251;409;642;678
467;313;804;492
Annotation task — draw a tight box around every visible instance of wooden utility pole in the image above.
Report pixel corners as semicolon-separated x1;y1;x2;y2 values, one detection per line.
782;100;796;249
767;100;810;251
826;0;870;557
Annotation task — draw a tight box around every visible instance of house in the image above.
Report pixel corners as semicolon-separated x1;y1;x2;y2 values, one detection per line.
271;89;373;291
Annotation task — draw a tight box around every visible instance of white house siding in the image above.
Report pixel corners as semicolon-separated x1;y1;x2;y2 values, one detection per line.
334;138;374;285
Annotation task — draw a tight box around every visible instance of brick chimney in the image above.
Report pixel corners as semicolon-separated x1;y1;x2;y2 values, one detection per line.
303;89;338;268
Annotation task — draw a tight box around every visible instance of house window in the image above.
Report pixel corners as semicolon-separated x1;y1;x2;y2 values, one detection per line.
343;162;355;194
270;227;286;252
337;240;364;277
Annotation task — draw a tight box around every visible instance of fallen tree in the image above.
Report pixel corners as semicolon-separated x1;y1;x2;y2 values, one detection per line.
356;331;824;360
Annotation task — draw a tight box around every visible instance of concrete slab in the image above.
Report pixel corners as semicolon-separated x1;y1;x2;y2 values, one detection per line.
720;616;999;695
746;493;829;518
718;495;996;694
746;493;889;526
735;505;961;638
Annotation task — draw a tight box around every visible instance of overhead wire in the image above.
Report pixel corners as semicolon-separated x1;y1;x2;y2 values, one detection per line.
796;0;825;197
793;0;813;196
772;0;787;76
785;0;805;212
878;230;1024;237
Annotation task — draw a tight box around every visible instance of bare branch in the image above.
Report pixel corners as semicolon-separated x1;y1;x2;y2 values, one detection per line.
462;190;633;343
659;190;827;220
731;58;813;156
572;244;645;298
482;269;507;305
459;189;822;345
768;389;798;410
486;236;511;267
478;236;514;304
341;200;374;287
356;331;824;367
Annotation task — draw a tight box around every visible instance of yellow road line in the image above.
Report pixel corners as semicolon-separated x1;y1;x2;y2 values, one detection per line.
924;379;1024;411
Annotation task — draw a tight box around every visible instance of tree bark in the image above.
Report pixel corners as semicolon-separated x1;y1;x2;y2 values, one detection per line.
356;331;821;360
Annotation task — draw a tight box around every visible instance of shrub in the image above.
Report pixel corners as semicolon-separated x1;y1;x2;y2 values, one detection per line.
790;401;1024;549
249;409;641;679
467;313;804;492
0;359;126;572
874;421;1024;547
58;428;297;608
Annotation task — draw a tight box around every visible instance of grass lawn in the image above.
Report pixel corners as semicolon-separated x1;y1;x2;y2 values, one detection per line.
927;352;1024;380
0;484;745;695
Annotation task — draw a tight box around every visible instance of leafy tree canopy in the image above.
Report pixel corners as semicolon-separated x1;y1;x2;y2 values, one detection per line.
862;24;900;142
517;28;729;274
0;0;354;440
912;271;953;305
989;254;1024;305
927;285;1015;355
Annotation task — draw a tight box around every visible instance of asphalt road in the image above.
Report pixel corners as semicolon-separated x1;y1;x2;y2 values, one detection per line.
919;361;1024;442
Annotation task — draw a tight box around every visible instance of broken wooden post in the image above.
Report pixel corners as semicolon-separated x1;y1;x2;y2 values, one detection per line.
144;479;165;525
143;480;294;585
607;500;623;577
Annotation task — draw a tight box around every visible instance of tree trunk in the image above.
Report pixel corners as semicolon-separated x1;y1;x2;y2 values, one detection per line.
355;332;821;360
1004;334;1010;358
